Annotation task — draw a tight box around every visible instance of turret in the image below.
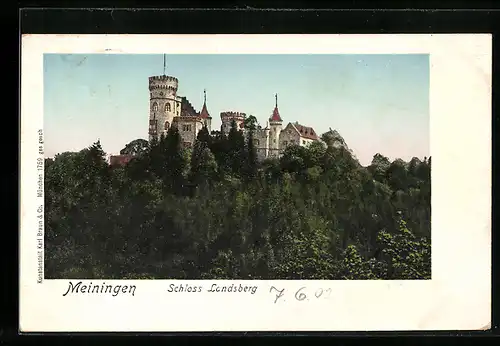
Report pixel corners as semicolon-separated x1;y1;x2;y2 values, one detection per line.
268;94;283;157
199;89;212;132
220;111;246;134
148;75;180;141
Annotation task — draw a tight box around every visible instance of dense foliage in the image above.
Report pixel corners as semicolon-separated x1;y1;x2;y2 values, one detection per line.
45;121;431;280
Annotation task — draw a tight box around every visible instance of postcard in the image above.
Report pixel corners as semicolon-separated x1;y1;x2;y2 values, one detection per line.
19;34;491;332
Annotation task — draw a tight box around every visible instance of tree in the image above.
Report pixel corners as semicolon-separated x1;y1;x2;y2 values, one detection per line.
227;119;246;176
341;215;431;280
120;139;149;156
209;124;229;173
149;126;187;194
196;125;212;146
244;115;259;131
44;141;114;278
45;125;431;281
386;158;409;192
190;136;218;187
243;124;258;181
368;153;391;182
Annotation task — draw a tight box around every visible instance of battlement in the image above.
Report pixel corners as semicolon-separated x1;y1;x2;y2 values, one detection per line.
149;75;179;91
220;111;246;120
149;75;178;83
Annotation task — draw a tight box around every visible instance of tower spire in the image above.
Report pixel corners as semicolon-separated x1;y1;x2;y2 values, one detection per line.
163;54;166;76
270;93;282;122
199;88;210;119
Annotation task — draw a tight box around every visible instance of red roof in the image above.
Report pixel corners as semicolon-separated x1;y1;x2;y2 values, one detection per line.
269;106;282;122
109;154;134;167
293;123;318;140
180;97;198;117
199;102;210;118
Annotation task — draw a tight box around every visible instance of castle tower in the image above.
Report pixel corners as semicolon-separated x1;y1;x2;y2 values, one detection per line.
148;55;180;141
199;89;212;132
220;111;246;134
268;93;283;157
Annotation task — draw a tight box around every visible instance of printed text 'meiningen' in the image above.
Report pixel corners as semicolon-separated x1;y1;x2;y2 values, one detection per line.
62;281;136;297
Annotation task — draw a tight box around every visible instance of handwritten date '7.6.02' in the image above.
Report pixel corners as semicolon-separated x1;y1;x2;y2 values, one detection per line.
269;286;332;304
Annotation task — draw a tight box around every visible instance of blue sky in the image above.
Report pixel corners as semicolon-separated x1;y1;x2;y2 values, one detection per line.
43;53;429;166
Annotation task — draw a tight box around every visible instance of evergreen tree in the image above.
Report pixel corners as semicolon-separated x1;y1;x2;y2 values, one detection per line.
227;119;245;176
210;124;229;174
243;127;258;181
158;126;187;194
45;128;431;281
190;129;218;187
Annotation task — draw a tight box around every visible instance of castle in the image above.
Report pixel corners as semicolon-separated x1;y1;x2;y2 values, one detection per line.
148;74;320;161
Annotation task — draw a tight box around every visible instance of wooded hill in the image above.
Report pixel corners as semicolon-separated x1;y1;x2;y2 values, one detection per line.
44;120;431;280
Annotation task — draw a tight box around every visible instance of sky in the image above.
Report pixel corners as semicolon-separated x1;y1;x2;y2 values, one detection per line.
44;53;429;166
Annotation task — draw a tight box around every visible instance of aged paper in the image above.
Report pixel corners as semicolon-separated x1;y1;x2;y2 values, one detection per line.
20;34;491;332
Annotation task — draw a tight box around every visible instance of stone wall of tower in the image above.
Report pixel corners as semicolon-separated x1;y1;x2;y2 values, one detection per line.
220;112;246;135
204;117;212;133
175;118;204;147
254;128;270;161
268;120;282;158
149;76;179;141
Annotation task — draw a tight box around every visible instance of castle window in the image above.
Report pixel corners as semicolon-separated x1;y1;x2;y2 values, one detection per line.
302;140;306;145
255;139;260;146
182;124;192;132
164;121;170;131
284;141;288;146
149;119;158;135
153;102;158;111
165;103;171;112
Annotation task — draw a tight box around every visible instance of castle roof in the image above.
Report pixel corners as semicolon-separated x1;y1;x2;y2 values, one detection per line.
180;97;198;117
269;93;282;122
270;106;282;122
199;89;211;119
199;103;210;119
291;122;318;140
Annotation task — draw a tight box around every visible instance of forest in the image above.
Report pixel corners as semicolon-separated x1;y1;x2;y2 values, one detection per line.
44;119;431;280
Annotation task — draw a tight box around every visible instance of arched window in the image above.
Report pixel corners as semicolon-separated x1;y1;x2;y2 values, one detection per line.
164;121;170;131
153;102;158;111
165;103;171;112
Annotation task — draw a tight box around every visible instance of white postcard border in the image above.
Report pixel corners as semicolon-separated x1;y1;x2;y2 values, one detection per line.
20;34;491;332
